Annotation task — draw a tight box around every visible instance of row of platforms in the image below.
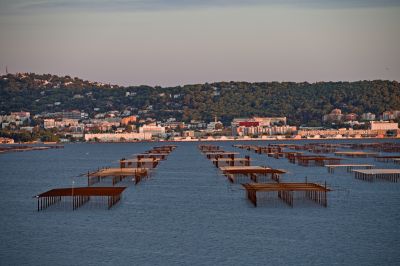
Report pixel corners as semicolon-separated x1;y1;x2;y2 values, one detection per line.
34;145;177;211
199;144;330;208
233;143;400;161
235;144;400;183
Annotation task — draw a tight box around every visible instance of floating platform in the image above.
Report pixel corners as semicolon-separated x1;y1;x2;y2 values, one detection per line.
233;144;283;154
267;152;285;159
220;166;286;183
242;182;331;207
151;145;177;153
136;153;169;160
199;145;220;152
325;164;374;174
295;155;343;167
205;152;239;160
334;151;378;158
212;156;251;167
120;158;160;168
350;142;400;153
88;167;149;185
375;156;400;163
353;169;400;182
34;187;127;211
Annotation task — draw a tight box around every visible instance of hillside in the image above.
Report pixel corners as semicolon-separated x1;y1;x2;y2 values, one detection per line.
1;73;399;126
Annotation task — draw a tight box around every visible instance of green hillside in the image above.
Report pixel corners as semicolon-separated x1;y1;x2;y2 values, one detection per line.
1;73;399;126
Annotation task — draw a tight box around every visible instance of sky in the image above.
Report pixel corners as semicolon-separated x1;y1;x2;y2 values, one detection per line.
0;0;399;86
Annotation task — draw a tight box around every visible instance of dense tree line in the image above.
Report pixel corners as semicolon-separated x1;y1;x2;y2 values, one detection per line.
0;128;60;142
1;73;399;126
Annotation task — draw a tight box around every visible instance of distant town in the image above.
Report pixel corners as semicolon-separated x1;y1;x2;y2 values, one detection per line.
1;73;399;143
0;108;399;144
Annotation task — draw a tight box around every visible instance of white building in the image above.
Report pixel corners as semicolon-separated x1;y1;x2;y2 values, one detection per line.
139;124;166;136
43;119;56;129
206;121;223;132
84;132;152;142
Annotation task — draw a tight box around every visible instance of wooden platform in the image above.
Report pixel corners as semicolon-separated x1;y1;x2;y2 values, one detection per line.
267;152;285;159
198;145;220;152
242;182;330;207
136;153;169;160
88;167;149;185
375;156;400;162
334;151;378;158
295;156;342;167
205;152;239;159
325;164;374;173
352;169;400;182
350;142;400;152
151;145;177;153
220;166;286;183
233;144;283;154
120;158;160;168
219;166;286;174
212;157;251;167
34;187;127;211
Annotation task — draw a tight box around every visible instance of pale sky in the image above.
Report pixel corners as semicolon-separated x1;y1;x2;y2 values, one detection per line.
0;0;399;86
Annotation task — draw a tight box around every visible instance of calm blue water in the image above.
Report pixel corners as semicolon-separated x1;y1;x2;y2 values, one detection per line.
0;140;399;265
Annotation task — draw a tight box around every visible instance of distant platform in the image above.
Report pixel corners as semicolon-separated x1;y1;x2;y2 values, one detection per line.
375;156;400;162
205;152;239;159
120;158;160;168
353;169;400;182
325;164;374;173
212;157;251;167
334;151;378;158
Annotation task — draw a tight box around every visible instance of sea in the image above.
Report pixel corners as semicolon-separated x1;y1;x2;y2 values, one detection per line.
0;139;399;265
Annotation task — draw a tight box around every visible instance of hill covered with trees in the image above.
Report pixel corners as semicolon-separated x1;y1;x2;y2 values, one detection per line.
1;73;399;126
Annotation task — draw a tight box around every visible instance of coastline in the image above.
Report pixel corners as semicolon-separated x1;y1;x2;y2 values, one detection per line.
1;136;399;146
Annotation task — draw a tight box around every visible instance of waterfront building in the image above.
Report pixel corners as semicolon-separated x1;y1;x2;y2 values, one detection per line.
84;132;152;142
231;117;291;137
370;121;399;131
139;124;166;137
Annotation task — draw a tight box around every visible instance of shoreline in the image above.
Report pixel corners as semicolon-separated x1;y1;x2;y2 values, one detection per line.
1;136;399;146
84;135;400;143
